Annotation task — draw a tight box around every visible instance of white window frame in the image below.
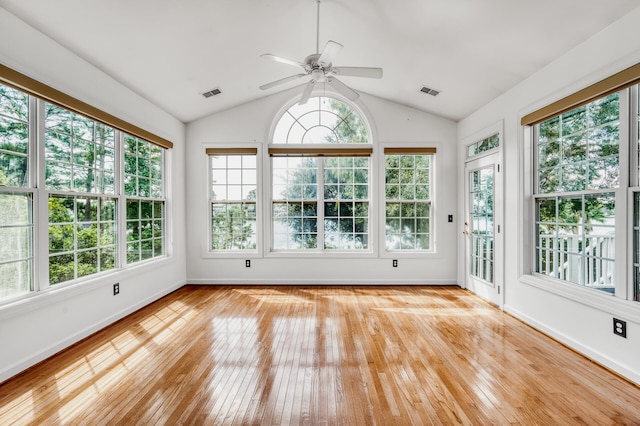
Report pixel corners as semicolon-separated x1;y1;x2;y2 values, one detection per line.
379;143;439;259
0;82;172;307
203;144;262;259
266;95;376;258
522;84;640;315
267;148;373;256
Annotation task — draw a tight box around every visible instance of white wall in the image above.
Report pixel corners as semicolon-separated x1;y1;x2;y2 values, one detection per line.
186;88;458;284
458;6;640;383
0;8;187;383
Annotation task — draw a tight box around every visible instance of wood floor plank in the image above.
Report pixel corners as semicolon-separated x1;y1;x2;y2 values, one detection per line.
2;285;640;425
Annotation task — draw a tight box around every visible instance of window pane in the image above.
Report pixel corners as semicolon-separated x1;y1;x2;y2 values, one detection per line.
0;83;29;187
385;154;432;251
48;195;117;284
0;192;33;300
127;199;165;263
537;93;619;194
124;135;164;198
535;194;615;291
273;97;368;144
210;153;258;251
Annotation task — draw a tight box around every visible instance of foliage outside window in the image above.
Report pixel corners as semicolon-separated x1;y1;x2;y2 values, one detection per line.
45;103;115;194
467;133;499;158
210;153;257;251
273;97;367;144
0;74;171;302
0;84;29;187
385;153;432;250
271;97;370;251
49;195;116;284
125;135;165;263
44;103;118;284
534;94;619;292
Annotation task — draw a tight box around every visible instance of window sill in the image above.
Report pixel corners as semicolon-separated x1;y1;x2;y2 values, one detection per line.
520;274;640;324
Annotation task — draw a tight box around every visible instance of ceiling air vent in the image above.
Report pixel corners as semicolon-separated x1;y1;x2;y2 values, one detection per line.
202;88;222;98
420;86;440;96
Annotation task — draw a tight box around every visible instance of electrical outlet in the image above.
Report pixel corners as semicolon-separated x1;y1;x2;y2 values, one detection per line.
113;283;120;296
245;259;251;268
392;259;398;268
448;214;453;223
613;318;626;338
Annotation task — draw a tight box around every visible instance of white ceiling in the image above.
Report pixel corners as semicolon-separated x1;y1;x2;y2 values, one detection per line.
2;0;640;123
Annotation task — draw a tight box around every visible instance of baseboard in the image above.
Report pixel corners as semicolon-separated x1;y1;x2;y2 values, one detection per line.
186;278;459;285
504;304;640;385
0;279;186;385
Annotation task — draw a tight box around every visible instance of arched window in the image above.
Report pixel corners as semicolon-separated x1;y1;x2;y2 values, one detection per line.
272;96;369;144
269;97;372;251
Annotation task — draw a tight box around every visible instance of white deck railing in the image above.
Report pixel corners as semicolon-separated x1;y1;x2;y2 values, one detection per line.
537;233;615;289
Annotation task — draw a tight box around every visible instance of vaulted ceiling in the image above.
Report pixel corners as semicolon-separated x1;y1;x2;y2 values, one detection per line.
2;0;640;123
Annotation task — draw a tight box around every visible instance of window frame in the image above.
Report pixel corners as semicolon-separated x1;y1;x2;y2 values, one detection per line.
379;144;439;259
524;83;638;306
268;149;373;255
123;134;167;265
204;145;262;258
0;72;173;307
382;147;436;254
266;95;375;257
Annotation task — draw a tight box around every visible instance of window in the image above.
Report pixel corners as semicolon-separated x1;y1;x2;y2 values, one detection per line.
523;62;640;299
0;83;33;299
467;133;499;158
270;97;371;252
384;148;434;251
534;95;619;292
125;135;165;263
208;148;257;251
0;64;172;303
48;195;116;284
44;104;118;284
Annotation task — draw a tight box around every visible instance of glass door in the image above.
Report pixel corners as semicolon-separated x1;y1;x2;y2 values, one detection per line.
465;152;502;306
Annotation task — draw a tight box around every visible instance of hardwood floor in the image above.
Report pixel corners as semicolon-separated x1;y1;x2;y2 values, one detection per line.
1;286;639;425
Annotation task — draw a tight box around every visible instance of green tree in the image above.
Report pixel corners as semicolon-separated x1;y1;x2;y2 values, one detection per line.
0;83;29;187
278;99;370;249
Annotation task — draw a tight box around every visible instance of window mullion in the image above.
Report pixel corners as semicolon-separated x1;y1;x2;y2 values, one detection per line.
616;90;630;299
318;158;325;251
35;98;49;290
116;130;126;269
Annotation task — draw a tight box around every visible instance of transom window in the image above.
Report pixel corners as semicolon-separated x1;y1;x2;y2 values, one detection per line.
467;133;499;158
270;96;371;252
273;97;368;144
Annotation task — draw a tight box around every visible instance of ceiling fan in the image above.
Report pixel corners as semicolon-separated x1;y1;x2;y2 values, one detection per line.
259;0;383;104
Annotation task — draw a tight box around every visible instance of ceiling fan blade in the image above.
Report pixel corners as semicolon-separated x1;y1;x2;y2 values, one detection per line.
317;40;343;66
260;54;307;70
259;74;307;90
332;67;383;79
299;80;316;105
326;76;359;101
